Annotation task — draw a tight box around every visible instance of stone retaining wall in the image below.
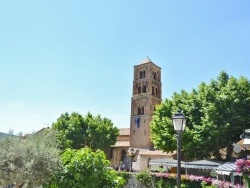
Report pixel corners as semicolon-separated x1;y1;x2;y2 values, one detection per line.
122;174;150;188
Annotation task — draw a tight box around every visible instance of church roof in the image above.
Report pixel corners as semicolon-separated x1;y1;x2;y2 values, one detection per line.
112;140;130;147
139;149;173;156
141;57;152;64
135;57;162;69
119;128;130;135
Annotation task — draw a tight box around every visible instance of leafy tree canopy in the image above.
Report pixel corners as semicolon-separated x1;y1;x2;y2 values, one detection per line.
0;129;60;188
52;112;119;151
150;71;250;160
45;148;125;188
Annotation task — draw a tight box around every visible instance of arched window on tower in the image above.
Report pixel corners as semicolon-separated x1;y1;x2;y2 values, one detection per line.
142;85;146;93
152;86;155;95
138;86;141;94
156;87;158;96
137;107;141;115
153;72;157;79
141;107;144;115
143;70;146;78
140;71;143;79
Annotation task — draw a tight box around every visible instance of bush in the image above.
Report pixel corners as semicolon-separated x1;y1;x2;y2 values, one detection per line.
117;171;131;185
136;171;153;188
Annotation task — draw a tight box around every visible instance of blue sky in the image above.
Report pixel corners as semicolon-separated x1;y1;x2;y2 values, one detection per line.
0;0;250;134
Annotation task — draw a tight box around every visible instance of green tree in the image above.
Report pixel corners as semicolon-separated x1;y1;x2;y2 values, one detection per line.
0;129;60;188
52;112;119;151
45;148;125;188
150;71;250;160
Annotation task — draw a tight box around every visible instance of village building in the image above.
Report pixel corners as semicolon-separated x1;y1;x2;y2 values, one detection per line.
108;58;174;171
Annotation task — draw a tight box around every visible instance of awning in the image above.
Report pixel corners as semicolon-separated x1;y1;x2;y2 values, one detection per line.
185;160;222;169
149;158;186;167
215;162;241;176
149;159;222;169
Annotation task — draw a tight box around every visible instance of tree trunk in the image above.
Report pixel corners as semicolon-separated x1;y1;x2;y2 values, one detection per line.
226;145;233;161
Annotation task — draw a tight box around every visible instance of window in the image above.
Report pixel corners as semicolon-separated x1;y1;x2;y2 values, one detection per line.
153;72;156;79
147;158;151;168
137;107;141;115
156;87;158;96
143;85;146;93
152;86;155;95
143;70;146;78
138;87;141;94
121;149;126;162
141;107;144;115
140;71;142;79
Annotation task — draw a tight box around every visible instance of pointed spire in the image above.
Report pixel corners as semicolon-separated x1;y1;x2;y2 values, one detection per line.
147;56;152;62
141;57;152;64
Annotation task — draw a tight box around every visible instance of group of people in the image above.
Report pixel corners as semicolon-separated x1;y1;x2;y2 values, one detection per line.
114;161;131;172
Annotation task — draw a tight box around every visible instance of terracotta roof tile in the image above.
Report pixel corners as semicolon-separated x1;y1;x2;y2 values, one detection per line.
112;141;130;147
119;128;130;135
139;150;174;156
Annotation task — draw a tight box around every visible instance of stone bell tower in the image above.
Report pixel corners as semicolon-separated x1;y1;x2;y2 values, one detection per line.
130;58;162;149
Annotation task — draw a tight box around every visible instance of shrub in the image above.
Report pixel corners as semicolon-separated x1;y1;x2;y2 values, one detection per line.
117;171;131;185
136;171;153;187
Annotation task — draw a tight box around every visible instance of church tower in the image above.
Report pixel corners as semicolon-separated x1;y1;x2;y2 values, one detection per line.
130;58;162;149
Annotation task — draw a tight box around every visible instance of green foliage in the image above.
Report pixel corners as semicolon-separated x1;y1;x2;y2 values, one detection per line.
136;170;152;188
0;129;60;187
45;148;125;188
154;174;176;188
150;71;250;160
52;112;119;151
116;171;131;184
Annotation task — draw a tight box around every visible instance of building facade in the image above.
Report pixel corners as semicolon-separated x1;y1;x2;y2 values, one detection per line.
110;58;173;171
130;57;162;149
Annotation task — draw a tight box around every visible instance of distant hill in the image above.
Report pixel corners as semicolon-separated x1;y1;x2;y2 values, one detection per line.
0;132;10;138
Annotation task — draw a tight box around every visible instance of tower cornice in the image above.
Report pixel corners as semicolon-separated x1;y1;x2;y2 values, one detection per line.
133;57;162;70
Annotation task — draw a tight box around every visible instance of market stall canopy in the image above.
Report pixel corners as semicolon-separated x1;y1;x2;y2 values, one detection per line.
185;160;222;169
150;159;222;169
149;158;186;167
215;162;241;176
